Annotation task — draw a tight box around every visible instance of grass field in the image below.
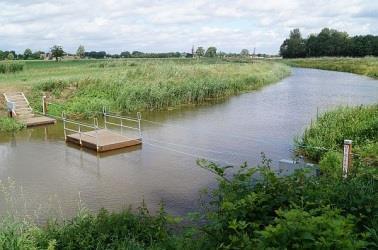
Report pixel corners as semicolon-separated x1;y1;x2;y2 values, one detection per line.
0;59;290;118
283;57;378;79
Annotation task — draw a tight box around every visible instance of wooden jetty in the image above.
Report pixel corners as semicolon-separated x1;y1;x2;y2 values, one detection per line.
3;92;56;127
63;112;142;152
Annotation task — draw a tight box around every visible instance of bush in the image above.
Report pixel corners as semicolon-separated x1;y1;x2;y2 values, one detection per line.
319;151;343;179
255;208;366;249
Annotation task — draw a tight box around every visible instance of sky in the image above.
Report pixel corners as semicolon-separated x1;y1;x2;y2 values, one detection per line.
0;0;377;54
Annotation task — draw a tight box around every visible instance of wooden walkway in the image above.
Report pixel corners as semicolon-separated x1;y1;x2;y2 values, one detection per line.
23;116;56;127
3;92;56;127
66;129;141;152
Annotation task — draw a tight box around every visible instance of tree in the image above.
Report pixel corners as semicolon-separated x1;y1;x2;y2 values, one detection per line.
205;47;217;57
240;49;249;57
23;48;32;59
76;45;85;58
195;47;205;57
120;51;131;58
279;28;306;58
7;53;14;60
0;50;4;60
50;45;64;61
31;51;43;60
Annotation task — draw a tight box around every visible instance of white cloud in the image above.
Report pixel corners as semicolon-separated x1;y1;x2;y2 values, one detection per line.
0;0;376;54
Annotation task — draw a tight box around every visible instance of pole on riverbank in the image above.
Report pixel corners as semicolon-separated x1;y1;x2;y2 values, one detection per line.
42;95;47;115
342;140;352;178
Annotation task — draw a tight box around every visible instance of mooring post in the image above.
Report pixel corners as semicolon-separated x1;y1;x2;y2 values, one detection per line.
342;140;352;178
42;95;47;115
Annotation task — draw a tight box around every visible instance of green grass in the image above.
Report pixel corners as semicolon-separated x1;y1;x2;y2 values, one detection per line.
0;59;290;117
282;57;378;78
0;117;25;133
295;104;378;165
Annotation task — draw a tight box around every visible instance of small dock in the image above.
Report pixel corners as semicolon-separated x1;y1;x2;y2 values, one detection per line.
3;92;56;127
66;129;141;152
63;111;142;152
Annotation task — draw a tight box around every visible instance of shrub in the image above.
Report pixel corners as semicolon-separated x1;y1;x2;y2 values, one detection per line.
319;151;343;179
255;208;366;249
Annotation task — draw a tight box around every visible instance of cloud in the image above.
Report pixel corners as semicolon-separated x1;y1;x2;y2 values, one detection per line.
0;0;376;54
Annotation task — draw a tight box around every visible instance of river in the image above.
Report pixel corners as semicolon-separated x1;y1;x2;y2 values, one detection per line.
0;68;377;220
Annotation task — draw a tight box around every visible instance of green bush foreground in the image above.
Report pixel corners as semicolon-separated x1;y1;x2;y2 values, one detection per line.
0;155;376;249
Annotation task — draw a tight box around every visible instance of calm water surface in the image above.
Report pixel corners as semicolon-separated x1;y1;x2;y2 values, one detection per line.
0;68;377;219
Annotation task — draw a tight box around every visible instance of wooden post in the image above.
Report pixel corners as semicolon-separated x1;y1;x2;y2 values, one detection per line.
342;140;352;178
42;95;47;115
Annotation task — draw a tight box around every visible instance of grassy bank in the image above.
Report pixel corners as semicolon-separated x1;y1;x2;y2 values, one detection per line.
283;57;378;78
0;117;25;132
0;59;290;117
1;157;376;249
295;104;378;166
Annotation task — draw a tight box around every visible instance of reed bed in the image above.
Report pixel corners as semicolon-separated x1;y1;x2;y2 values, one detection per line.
25;59;290;116
0;62;24;74
295;104;378;164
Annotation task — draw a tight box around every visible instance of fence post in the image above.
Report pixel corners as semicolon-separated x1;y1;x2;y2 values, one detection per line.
42;96;47;115
342;140;352;178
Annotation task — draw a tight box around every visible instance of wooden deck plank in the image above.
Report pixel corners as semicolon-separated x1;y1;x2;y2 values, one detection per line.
21;116;57;127
66;129;141;152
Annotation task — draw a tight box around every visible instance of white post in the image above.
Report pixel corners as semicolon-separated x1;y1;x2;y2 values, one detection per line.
137;112;142;140
62;112;67;141
343;140;352;178
42;96;47;115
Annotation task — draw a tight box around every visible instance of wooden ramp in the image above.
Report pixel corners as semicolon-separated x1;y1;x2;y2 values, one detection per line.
63;112;142;153
66;129;141;152
3;92;56;127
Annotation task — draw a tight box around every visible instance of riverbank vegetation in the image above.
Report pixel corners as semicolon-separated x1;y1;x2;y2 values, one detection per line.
283;57;378;78
0;59;290;117
1;153;377;249
296;104;378;167
0;117;25;132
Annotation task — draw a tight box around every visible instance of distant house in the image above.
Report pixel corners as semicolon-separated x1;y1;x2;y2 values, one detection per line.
40;52;53;60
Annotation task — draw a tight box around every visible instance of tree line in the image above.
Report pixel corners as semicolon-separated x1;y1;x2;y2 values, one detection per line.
0;45;264;61
280;28;378;58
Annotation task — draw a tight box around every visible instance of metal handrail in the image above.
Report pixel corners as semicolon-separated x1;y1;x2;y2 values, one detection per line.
62;113;100;150
105;113;139;122
105;121;140;130
102;107;142;139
